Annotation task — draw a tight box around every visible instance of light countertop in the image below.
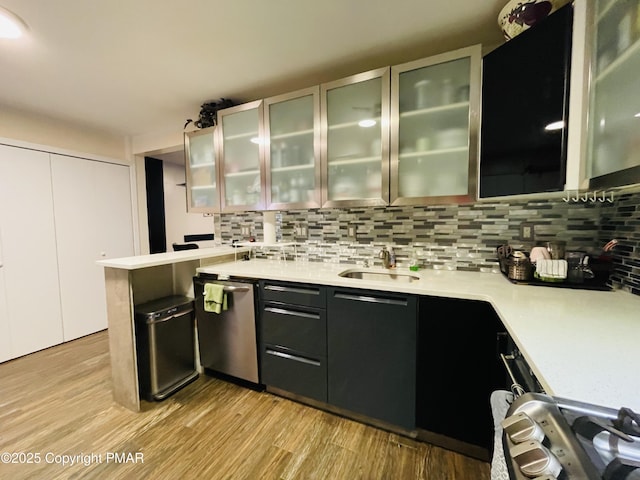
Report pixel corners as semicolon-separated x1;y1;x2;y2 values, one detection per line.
96;246;249;270
197;259;640;413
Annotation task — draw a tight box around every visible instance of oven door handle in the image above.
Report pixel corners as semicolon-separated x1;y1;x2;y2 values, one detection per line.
500;353;526;398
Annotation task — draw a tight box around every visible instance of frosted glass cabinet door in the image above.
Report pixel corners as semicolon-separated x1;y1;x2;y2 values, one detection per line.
219;100;266;211
390;45;481;205
321;67;390;207
265;87;321;209
185;126;219;212
587;0;640;188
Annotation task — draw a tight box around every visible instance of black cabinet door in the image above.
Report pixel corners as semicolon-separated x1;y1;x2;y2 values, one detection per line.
416;296;505;451
327;287;417;430
479;3;573;197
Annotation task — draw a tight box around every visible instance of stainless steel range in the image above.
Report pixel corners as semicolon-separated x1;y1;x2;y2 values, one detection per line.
501;392;640;479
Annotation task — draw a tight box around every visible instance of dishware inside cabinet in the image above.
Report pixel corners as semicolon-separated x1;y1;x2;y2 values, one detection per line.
587;0;640;188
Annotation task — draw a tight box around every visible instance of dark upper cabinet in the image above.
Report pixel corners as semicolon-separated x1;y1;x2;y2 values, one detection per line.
479;3;574;198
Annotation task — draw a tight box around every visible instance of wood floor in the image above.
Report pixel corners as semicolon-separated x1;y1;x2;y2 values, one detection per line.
0;331;491;479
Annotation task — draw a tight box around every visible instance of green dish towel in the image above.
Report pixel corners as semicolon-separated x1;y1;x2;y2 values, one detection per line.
203;283;227;314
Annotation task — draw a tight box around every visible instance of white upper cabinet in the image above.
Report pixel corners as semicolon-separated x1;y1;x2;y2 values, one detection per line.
586;0;640;188
321;67;391;208
391;45;481;205
218;100;266;212
185;126;220;213
264;86;322;210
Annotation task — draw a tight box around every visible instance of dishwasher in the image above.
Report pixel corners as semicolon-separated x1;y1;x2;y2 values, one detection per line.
193;274;261;388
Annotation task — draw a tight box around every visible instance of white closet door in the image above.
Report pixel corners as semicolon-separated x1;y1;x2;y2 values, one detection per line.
0;145;64;358
51;154;134;341
0;227;12;363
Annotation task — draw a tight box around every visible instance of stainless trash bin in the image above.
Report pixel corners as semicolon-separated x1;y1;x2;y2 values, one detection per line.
135;295;198;401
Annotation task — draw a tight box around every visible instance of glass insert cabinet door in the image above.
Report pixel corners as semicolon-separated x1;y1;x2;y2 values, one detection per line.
587;0;640;188
218;100;266;212
321;67;390;207
390;45;481;205
264;86;321;209
184;126;219;212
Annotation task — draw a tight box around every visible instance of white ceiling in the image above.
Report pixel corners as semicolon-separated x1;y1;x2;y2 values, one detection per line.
0;0;506;149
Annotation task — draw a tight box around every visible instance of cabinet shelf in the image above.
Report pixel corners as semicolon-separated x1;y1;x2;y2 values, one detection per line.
328;156;379;167
190;161;215;169
400;101;469;118
225;131;260;141
400;146;468;159
595;37;640;83
225;169;260;178
328;120;380;131
271;163;314;173
597;0;624;22
271;129;314;141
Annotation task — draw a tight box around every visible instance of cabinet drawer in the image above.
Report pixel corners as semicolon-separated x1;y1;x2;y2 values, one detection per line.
260;280;326;308
261;348;327;402
262;306;326;357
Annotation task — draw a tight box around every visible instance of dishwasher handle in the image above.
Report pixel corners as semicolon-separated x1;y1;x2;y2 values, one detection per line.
221;285;250;293
195;279;252;294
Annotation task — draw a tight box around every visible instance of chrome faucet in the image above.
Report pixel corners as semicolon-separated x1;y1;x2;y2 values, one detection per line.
378;246;394;269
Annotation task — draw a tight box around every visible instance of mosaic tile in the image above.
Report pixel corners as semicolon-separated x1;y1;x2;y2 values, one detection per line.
218;190;640;295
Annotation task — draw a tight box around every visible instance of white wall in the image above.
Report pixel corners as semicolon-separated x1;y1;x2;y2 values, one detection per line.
162;161;215;248
0;105;127;161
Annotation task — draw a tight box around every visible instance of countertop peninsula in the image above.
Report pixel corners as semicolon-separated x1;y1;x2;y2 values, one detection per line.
96;246;249;411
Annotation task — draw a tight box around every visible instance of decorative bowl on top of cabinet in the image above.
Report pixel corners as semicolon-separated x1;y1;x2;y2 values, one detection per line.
321;67;391;208
184;126;220;213
264;86;322;210
587;0;640;189
390;44;481;205
218;100;266;212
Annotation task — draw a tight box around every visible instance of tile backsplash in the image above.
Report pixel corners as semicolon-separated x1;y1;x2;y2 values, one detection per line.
219;189;640;295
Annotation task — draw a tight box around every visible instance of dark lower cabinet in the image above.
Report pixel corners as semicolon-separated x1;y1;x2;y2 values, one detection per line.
416;295;505;451
327;287;417;430
260;280;328;402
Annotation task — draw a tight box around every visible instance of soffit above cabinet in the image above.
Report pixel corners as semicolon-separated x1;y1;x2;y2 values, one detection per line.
0;0;506;139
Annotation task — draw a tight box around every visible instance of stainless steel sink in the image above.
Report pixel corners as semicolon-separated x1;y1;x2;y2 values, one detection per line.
338;268;421;283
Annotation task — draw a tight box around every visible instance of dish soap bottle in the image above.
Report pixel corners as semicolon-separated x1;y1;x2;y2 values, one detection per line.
409;250;420;271
388;245;396;268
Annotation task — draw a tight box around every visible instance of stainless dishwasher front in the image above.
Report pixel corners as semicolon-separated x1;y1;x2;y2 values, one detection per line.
193;276;261;387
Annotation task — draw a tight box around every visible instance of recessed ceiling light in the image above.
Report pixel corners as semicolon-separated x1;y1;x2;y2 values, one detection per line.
0;6;28;39
635;112;640;118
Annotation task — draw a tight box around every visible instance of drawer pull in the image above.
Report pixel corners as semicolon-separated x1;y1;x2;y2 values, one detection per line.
334;292;408;306
265;349;321;367
264;285;319;296
264;307;320;320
